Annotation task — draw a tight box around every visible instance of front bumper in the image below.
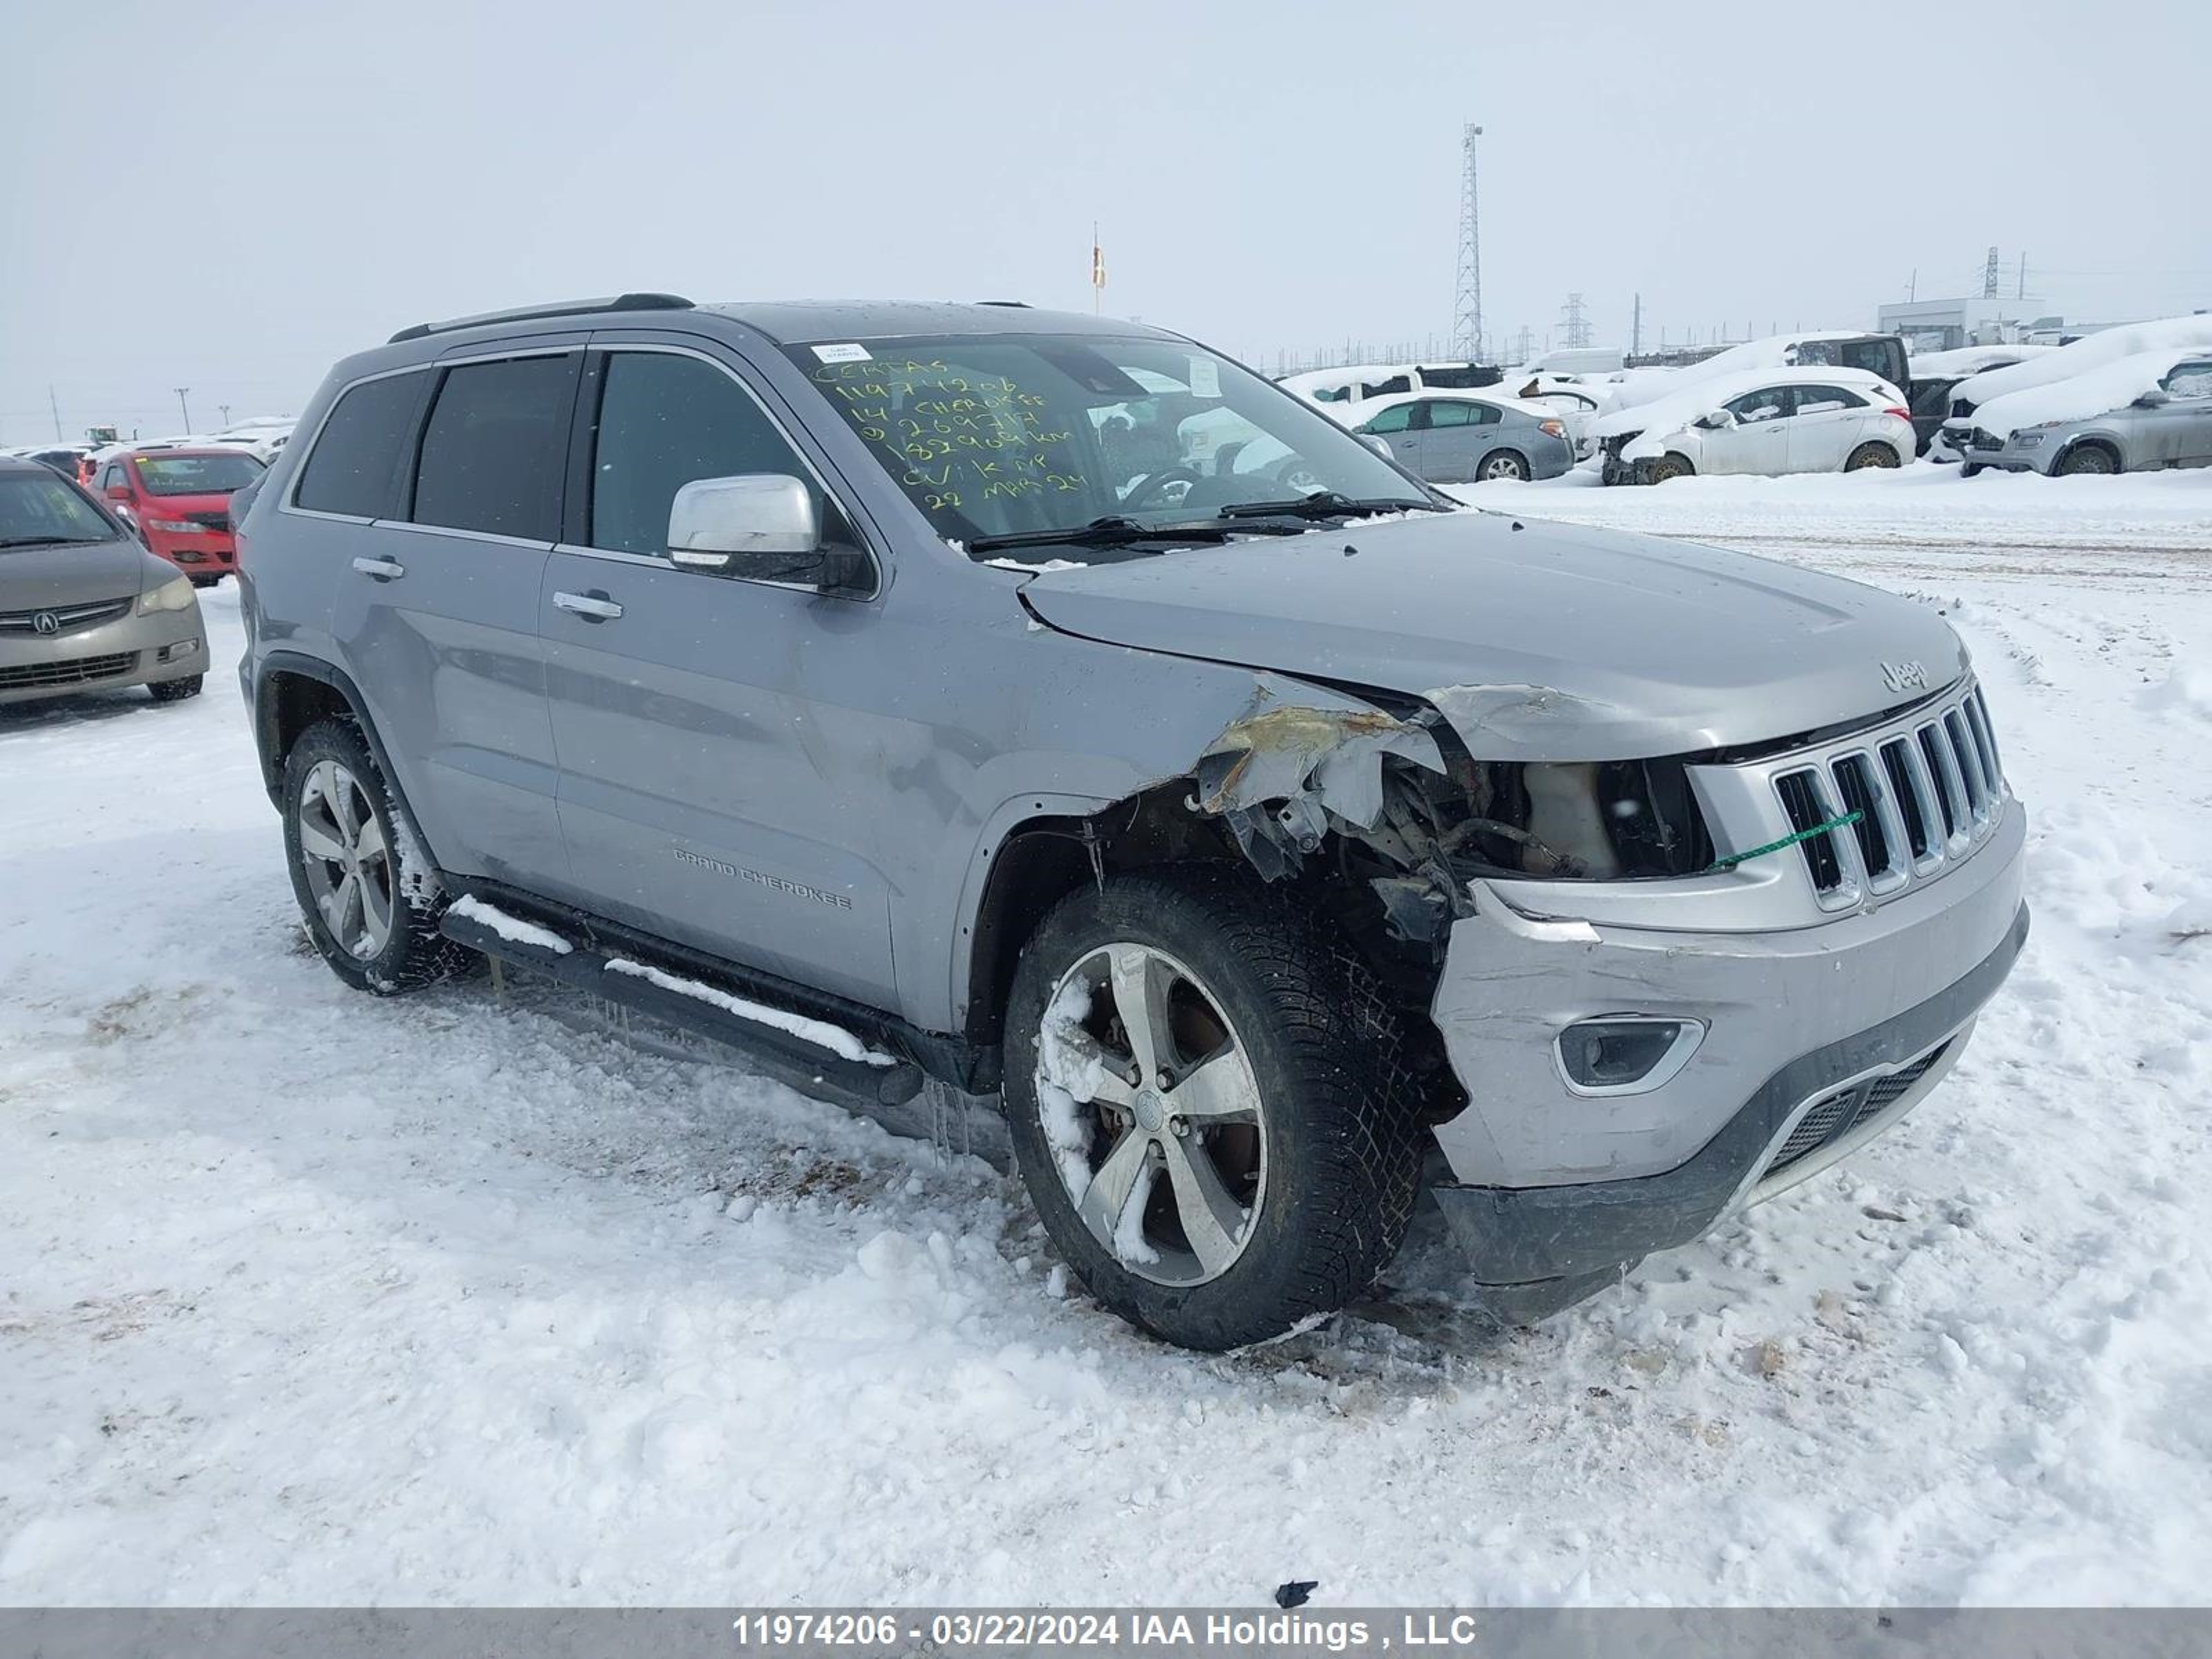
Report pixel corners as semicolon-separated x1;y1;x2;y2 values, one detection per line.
0;603;208;705
146;528;238;575
1424;798;2027;1286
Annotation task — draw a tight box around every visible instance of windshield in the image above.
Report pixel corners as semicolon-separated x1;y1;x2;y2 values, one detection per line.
134;452;265;496
784;333;1427;552
0;471;119;548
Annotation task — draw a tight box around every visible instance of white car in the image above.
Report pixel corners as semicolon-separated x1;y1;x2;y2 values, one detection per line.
1510;374;1611;459
1616;368;1913;482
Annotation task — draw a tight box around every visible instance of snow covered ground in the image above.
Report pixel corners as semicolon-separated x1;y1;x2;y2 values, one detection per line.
5;469;2211;1606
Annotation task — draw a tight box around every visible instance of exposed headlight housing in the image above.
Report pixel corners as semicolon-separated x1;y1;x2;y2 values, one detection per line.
138;575;196;615
2011;431;2046;447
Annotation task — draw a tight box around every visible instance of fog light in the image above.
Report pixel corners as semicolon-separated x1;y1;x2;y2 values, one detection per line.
162;639;199;661
1556;1016;1703;1096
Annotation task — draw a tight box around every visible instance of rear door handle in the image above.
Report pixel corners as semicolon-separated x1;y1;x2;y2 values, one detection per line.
553;590;623;621
351;556;405;581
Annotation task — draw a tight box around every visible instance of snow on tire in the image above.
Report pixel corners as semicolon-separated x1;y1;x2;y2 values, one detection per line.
281;717;474;996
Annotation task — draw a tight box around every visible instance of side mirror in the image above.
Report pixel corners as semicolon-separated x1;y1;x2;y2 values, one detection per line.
105;482;133;502
666;474;865;590
1692;410;1732;430
2133;389;2171;409
1358;433;1394;458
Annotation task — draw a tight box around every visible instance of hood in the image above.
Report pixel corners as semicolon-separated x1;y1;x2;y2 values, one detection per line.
0;537;159;608
1018;512;1969;761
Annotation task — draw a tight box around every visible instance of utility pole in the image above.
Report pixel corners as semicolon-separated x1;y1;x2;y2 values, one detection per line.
48;385;62;441
174;387;193;430
1452;122;1484;362
1983;246;2000;299
1909;268;1917;301
1559;292;1591;350
2018;254;2027;301
218;404;232;427
1631;292;1642;357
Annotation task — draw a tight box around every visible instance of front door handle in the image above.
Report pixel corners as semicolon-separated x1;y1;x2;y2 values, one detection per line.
553;590;624;621
351;556;405;581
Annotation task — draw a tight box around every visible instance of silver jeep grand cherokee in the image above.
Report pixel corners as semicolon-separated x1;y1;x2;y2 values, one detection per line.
236;295;2026;1350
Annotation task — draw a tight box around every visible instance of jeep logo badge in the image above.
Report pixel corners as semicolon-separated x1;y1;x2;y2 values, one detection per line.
1880;659;1929;693
32;611;60;636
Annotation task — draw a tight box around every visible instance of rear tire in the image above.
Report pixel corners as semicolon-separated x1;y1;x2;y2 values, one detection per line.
147;675;202;703
2057;442;2119;476
1844;442;1900;471
1003;866;1424;1351
281;717;473;995
1960;462;1985;478
1477;449;1529;482
1648;452;1695;484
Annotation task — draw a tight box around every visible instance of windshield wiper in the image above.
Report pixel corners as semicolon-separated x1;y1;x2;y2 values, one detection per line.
0;536;109;549
968;516;1246;556
1217;491;1445;523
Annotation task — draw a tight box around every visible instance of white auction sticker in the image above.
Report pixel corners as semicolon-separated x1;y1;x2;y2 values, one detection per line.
812;343;872;364
1187;357;1222;399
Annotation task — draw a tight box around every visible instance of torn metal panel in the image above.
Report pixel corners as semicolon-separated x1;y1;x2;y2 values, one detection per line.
1190;693;1445;881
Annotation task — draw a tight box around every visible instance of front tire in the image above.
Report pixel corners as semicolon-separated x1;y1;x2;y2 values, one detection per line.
2057;442;2119;476
281;718;472;995
1003;867;1423;1350
147;675;203;703
1648;452;1695;484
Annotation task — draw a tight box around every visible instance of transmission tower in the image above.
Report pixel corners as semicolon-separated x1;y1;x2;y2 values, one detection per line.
1983;245;2000;298
1452;122;1484;362
1559;292;1591;350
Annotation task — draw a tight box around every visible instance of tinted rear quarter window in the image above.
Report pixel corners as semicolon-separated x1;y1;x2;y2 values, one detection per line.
410;355;577;541
294;372;424;517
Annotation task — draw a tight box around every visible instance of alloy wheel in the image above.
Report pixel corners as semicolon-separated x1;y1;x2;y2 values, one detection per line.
296;758;395;960
1034;943;1266;1287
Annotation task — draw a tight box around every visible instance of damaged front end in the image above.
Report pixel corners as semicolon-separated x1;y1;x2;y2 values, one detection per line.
1189;685;1716;957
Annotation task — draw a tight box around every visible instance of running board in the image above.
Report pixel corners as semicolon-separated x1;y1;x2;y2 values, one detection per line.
438;901;926;1109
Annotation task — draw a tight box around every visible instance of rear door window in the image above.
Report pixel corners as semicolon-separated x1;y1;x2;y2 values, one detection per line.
1793;384;1868;415
409;354;579;541
294;372;426;518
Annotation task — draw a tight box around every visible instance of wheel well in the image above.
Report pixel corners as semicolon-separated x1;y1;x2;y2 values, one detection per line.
2058;437;2121;471
256;668;357;802
962;780;1239;1046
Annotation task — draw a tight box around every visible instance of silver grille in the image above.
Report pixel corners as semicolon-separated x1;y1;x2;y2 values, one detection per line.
1770;684;2007;912
0;596;134;635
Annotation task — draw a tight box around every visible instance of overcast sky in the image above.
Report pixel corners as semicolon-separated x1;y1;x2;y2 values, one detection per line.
5;1;2208;440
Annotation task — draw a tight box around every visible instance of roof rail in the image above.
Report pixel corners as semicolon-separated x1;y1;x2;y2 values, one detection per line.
387;292;695;346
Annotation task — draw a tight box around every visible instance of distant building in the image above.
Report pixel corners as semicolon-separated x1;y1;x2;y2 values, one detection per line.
1875;296;2074;350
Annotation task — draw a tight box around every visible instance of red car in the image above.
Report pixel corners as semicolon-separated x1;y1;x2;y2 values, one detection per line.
95;447;265;586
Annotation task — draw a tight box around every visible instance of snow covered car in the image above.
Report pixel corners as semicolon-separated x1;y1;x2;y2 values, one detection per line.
1958;350;2212;476
1904;345;2051;457
0;456;209;706
1612;368;1914;483
1592;331;1911;481
1937;313;2212;466
1511;375;1609;460
237;295;2027;1351
1351;391;1575;482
